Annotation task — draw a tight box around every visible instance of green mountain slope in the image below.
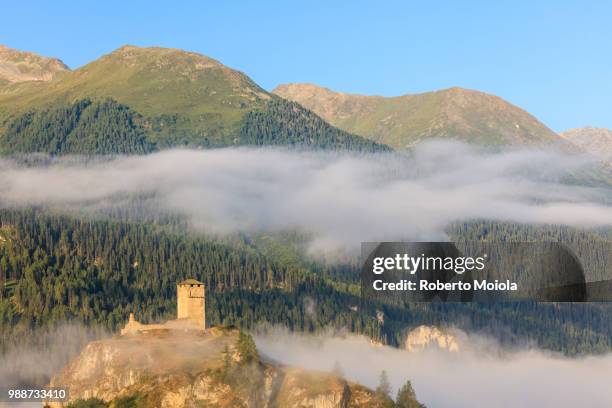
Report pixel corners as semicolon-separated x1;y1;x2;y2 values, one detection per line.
273;83;562;148
0;45;269;143
239;99;389;151
0;46;386;153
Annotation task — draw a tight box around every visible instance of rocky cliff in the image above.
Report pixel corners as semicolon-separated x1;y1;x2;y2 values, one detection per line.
46;327;385;408
404;325;460;352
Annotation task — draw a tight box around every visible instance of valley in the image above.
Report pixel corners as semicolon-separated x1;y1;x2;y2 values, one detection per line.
0;41;610;408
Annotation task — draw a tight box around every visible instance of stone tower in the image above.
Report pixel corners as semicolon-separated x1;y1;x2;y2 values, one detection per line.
177;278;205;330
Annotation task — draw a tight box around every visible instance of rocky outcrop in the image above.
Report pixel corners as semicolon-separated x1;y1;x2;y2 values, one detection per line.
46;327;384;407
273;369;351;408
404;325;460;352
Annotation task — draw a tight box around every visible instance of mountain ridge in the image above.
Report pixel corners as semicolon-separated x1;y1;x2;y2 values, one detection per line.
0;45;269;130
0;44;70;84
560;126;612;163
273;82;562;148
0;45;387;153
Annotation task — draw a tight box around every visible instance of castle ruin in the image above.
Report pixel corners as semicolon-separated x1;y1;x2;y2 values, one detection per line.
177;278;206;330
121;278;206;335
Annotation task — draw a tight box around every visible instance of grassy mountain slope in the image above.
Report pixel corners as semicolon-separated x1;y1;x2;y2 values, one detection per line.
0;46;387;152
274;83;562;148
0;45;269;142
0;44;69;84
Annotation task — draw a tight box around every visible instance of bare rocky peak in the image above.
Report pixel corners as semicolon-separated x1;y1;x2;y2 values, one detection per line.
561;127;612;161
0;44;69;83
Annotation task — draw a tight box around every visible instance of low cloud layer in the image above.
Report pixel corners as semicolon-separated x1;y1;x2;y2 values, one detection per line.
0;323;107;389
0;141;610;254
255;328;612;408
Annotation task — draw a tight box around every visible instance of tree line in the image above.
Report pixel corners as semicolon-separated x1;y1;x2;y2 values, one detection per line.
0;97;390;155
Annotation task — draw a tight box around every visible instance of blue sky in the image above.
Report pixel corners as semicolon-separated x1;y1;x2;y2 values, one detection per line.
2;0;611;131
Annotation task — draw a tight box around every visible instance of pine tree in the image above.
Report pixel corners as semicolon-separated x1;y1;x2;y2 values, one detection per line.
375;370;394;407
376;370;392;397
396;380;425;408
237;331;259;364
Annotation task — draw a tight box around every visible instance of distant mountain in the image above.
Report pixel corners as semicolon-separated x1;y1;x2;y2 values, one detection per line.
561;127;612;162
273;83;562;148
0;46;386;153
0;44;69;84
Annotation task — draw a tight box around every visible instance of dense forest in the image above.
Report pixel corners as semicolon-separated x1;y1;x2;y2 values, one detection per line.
0;97;389;154
448;221;612;282
0;99;154;155
1;209;611;357
239;98;390;152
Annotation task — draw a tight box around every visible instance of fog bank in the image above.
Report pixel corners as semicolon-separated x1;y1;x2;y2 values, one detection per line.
0;323;107;389
0;141;610;254
255;328;612;408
